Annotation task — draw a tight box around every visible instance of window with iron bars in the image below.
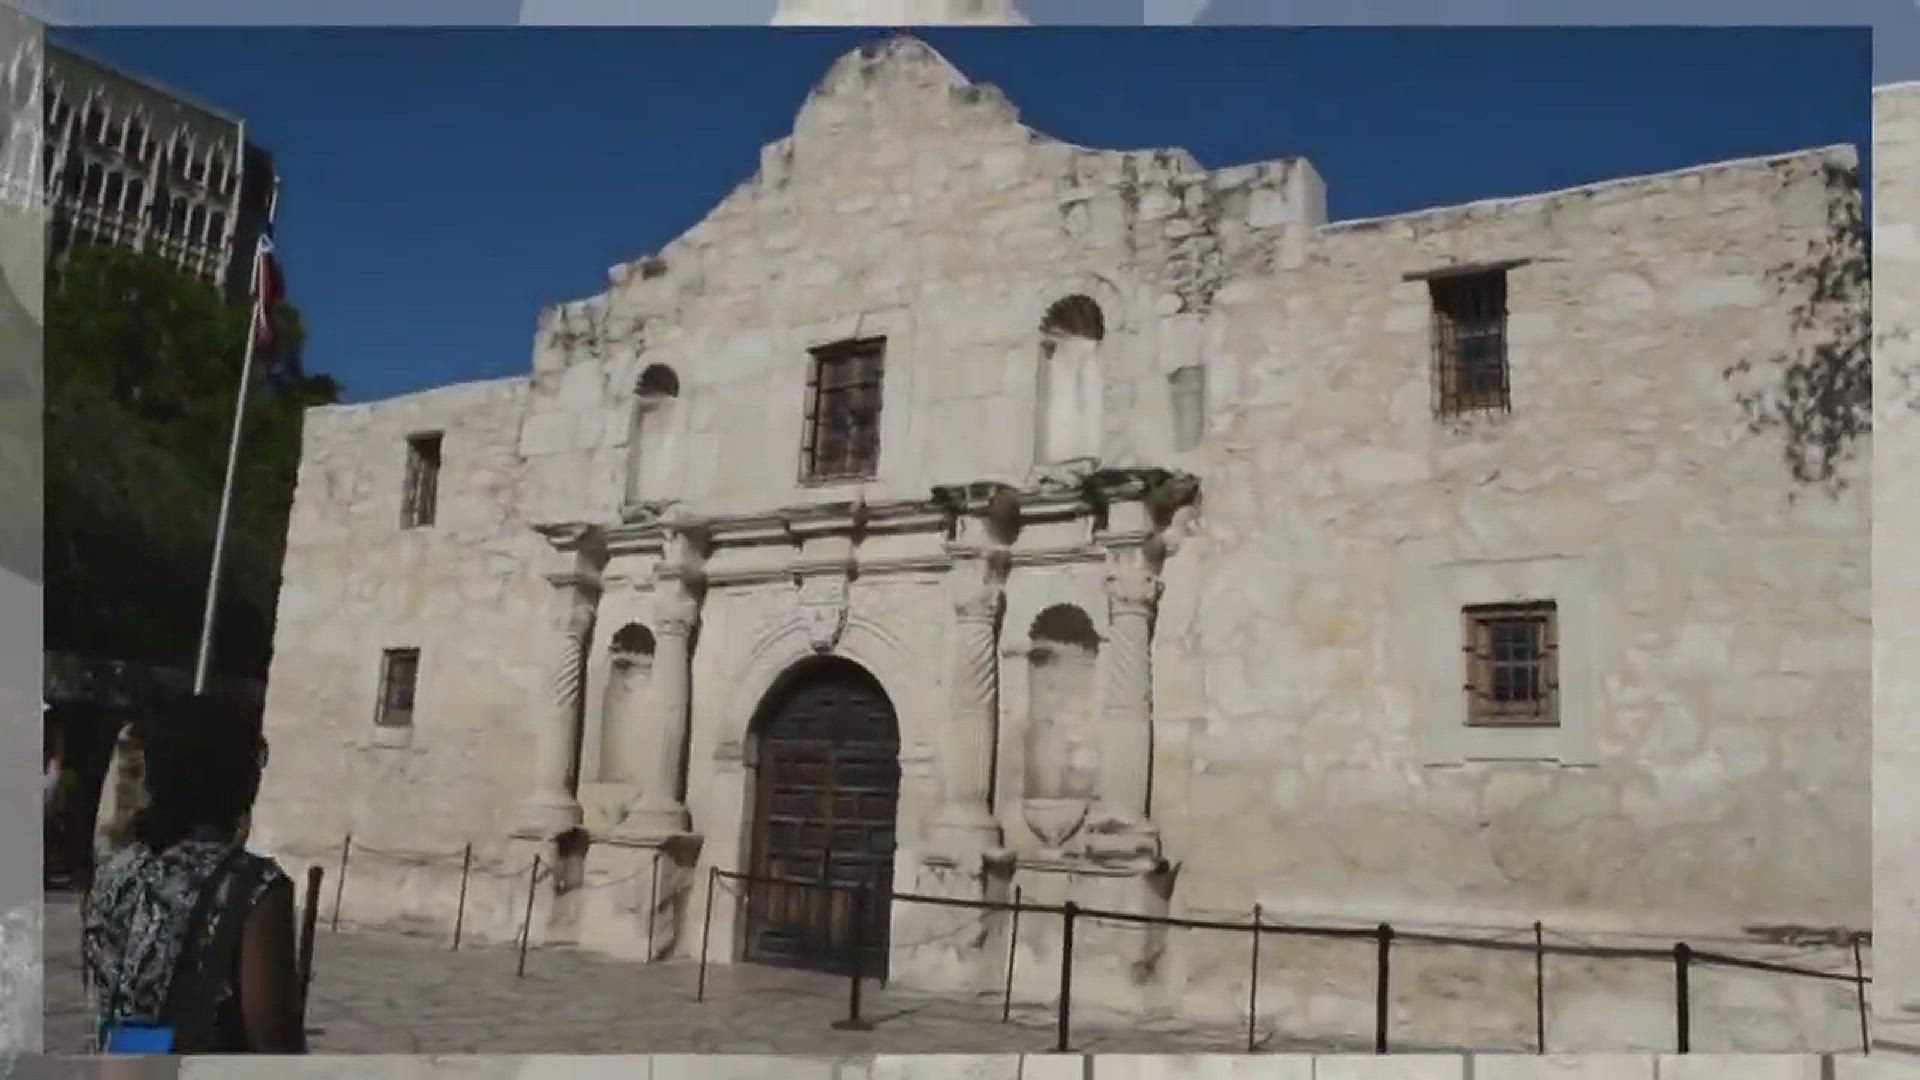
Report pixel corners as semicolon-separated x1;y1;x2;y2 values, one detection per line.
800;337;885;484
374;648;421;729
1430;270;1510;416
1462;601;1558;727
401;432;442;529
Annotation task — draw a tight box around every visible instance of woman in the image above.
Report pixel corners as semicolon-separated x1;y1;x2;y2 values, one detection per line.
81;692;306;1054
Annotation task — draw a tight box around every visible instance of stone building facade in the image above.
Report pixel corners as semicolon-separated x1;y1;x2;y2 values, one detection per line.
41;40;277;300
1874;80;1920;1052
254;37;1870;1051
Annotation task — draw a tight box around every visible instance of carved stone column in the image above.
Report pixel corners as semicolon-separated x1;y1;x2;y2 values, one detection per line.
931;542;1008;859
1081;543;1162;867
517;567;602;837
619;587;698;837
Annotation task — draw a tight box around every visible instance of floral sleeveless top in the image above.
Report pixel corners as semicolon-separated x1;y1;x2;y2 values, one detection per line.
81;837;288;1051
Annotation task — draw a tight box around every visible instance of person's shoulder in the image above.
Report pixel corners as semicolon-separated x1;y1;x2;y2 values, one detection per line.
236;849;292;893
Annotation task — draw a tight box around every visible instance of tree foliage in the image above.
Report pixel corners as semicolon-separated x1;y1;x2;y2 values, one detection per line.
46;245;339;678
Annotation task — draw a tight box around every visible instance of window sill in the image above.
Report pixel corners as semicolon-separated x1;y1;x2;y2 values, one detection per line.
369;725;414;749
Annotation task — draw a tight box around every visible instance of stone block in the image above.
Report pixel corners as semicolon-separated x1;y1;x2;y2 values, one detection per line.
1468;1057;1653;1080
872;1057;1021;1080
1091;1056;1311;1080
1311;1055;1466;1080
1651;1056;1822;1080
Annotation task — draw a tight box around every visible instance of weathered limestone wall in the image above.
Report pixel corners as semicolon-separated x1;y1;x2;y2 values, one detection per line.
255;376;553;938
1874;80;1920;1042
1141;146;1870;1050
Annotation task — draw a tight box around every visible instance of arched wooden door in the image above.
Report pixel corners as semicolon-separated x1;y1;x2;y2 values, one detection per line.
744;657;900;978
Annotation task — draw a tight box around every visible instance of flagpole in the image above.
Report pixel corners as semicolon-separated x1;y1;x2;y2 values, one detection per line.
192;177;280;696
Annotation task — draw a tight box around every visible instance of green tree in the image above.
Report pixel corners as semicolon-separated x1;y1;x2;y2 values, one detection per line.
46;244;339;679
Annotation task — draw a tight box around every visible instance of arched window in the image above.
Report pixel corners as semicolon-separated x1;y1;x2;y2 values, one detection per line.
79;161;102;201
81;101;103;143
167;196;187;236
624;364;682;508
1023;604;1101;804
1036;294;1106;464
598;623;658;783
186;204;205;242
101;171;122;210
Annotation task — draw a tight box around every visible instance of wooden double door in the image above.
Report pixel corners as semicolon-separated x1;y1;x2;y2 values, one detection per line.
743;660;901;978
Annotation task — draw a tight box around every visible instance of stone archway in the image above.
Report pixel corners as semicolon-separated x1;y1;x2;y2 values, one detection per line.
742;654;901;978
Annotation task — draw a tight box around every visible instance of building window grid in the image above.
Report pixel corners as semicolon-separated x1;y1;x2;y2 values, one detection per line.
1430;270;1511;417
1462;601;1558;727
401;432;443;529
799;337;885;484
374;648;421;729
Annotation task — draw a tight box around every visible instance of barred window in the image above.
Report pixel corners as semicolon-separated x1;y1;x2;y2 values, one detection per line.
800;337;885;483
375;648;421;729
401;432;442;529
1430;270;1510;416
1463;602;1558;727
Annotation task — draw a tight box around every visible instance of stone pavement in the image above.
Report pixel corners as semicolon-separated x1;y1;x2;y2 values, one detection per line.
40;893;1358;1055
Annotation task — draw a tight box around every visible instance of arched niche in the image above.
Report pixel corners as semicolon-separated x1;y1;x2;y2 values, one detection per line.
624;363;682;507
596;622;657;783
1023;603;1101;806
1036;294;1106;465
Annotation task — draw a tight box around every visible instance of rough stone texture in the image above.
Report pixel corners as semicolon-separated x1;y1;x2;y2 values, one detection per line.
253;37;1869;1053
1875;81;1920;1052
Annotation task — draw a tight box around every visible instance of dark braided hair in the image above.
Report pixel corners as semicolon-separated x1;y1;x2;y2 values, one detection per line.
130;691;267;851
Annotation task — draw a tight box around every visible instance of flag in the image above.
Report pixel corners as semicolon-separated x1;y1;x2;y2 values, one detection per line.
249;230;283;354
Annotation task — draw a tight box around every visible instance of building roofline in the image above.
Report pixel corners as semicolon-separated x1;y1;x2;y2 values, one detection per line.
1324;142;1856;232
46;36;244;129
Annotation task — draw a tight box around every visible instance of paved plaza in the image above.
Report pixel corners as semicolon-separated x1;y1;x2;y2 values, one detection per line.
40;894;1358;1056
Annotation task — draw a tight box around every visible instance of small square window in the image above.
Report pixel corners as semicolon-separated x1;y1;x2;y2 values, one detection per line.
800;337;885;483
401;432;442;529
1430;270;1510;416
374;648;420;729
1462;601;1557;727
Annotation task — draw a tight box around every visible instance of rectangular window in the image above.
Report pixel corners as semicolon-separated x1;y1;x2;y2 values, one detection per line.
800;337;885;483
374;648;420;729
401;432;442;529
1430;270;1510;416
1463;601;1558;727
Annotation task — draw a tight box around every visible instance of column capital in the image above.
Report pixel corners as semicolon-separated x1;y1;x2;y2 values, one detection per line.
654;590;700;638
1106;562;1161;617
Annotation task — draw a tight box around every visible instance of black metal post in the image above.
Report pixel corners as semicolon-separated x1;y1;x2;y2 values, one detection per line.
1854;932;1870;1055
832;882;874;1031
515;855;540;979
646;850;662;961
1001;885;1022;1023
451;842;473;951
696;866;717;1002
1056;900;1078;1053
297;865;322;1023
1533;920;1546;1054
329;833;351;931
1673;943;1692;1054
1247;903;1262;1052
1374;922;1393;1054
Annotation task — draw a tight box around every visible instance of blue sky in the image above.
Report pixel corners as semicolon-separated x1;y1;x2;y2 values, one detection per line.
57;27;1871;404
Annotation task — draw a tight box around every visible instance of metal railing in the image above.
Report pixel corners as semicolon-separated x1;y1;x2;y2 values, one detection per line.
695;865;1871;1055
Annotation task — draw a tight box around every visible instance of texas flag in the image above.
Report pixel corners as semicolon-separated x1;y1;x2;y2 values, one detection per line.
250;229;283;353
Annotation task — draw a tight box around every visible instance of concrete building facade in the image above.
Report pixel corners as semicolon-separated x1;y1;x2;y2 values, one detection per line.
253;37;1870;1051
41;40;276;300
